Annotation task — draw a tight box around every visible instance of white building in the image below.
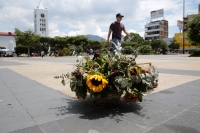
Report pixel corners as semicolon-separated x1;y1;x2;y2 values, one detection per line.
0;32;16;50
144;20;168;40
34;0;49;36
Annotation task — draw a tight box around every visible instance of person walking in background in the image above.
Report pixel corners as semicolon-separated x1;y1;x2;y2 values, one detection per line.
89;48;93;55
107;13;130;46
41;50;44;58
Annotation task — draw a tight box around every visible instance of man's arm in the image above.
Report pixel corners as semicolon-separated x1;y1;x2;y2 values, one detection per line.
123;29;130;36
107;29;112;44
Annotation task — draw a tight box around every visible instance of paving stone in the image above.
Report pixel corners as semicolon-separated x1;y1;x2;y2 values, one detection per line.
189;103;200;113
14;89;67;105
0;95;21;110
101;100;182;130
0;88;13;97
8;85;51;95
0;60;26;66
40;109;148;133
157;68;200;77
145;79;200;109
0;108;36;133
147;110;200;133
9;125;43;133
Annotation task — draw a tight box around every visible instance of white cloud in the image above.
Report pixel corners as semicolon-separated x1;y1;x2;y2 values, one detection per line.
0;0;198;39
49;23;66;37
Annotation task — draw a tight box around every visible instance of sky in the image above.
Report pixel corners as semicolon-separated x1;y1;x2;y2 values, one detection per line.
0;0;199;39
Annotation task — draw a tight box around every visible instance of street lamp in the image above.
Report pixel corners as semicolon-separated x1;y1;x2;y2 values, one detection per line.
183;0;185;54
183;17;188;54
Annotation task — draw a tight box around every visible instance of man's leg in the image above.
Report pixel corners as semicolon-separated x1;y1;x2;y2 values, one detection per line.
112;38;119;46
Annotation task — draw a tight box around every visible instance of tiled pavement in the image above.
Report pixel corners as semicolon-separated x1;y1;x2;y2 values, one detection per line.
0;56;200;133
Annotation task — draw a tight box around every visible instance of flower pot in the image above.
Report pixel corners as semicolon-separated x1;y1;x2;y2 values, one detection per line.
93;92;123;106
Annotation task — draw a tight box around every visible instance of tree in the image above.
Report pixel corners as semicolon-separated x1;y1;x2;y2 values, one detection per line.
87;40;101;50
187;14;200;46
139;45;152;55
124;32;144;44
15;28;40;57
73;35;89;49
150;39;168;54
168;40;180;50
123;46;134;54
0;46;6;49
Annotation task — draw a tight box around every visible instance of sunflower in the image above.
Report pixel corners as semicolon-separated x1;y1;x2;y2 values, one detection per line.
141;67;146;71
86;74;108;92
129;67;139;76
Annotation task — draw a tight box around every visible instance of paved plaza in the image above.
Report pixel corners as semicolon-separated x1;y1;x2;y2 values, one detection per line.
0;55;200;133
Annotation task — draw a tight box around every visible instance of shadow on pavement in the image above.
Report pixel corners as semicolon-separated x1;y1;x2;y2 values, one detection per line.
49;97;143;123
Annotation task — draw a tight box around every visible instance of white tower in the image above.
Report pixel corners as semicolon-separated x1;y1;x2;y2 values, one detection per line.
34;0;48;36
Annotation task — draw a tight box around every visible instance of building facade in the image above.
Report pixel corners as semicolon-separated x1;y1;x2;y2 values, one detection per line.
174;33;197;52
144;20;168;41
0;32;16;50
34;1;48;36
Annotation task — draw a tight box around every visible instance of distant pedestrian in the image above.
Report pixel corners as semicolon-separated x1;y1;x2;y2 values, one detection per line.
89;48;93;55
41;50;44;58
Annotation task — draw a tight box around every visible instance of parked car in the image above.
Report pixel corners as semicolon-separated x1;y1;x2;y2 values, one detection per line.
19;53;28;57
31;53;39;57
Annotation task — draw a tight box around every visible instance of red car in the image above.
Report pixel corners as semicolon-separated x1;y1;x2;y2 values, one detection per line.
31;53;39;57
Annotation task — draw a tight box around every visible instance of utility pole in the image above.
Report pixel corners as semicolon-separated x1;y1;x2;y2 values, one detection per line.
183;0;185;54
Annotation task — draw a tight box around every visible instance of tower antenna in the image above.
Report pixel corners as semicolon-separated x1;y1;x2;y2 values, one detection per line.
38;0;42;7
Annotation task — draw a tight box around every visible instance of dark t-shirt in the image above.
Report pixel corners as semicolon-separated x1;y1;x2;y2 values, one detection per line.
110;22;125;40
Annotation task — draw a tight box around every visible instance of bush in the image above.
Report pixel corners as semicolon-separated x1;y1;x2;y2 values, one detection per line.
0;46;6;49
189;49;200;57
139;45;152;55
122;46;134;54
58;49;71;56
15;44;28;55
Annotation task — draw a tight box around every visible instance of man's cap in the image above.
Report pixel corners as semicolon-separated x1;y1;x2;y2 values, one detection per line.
116;13;124;17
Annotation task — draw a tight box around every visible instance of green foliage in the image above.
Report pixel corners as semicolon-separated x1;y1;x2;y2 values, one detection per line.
140;45;152;55
150;39;168;54
122;46;133;54
0;46;6;49
55;48;159;102
168;40;180;50
87;40;101;50
187;14;200;46
15;28;40;57
68;45;76;52
14;44;28;55
124;32;144;44
189;48;200;57
58;49;70;56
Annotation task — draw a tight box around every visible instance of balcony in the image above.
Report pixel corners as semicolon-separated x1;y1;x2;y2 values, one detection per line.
145;28;161;32
144;34;160;37
145;23;160;28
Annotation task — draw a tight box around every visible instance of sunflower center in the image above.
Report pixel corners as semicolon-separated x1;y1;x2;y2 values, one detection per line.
91;78;102;86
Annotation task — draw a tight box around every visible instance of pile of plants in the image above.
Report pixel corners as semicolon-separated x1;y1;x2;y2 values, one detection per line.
55;49;159;104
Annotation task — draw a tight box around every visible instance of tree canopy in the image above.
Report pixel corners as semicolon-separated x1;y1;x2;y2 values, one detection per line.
168;40;180;50
15;28;40;57
187;14;200;46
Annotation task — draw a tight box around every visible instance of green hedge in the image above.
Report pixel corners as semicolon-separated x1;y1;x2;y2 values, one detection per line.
189;49;200;57
0;46;6;49
58;49;71;56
